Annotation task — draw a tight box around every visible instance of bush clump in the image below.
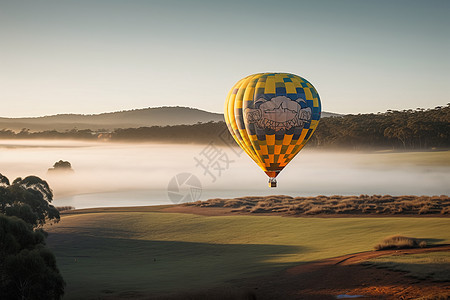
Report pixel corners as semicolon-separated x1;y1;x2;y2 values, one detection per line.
374;235;427;250
48;160;74;173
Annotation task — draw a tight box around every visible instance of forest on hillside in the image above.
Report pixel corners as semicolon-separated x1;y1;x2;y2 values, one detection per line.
308;104;449;149
0;105;448;150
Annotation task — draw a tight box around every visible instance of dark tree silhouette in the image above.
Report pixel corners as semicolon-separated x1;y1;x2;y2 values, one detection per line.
0;173;10;186
0;174;59;228
0;174;65;299
0;215;65;300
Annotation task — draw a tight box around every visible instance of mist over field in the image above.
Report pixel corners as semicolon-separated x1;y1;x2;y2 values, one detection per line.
0;140;448;209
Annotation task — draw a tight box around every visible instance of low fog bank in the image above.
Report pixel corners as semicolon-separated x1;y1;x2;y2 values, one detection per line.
0;140;448;209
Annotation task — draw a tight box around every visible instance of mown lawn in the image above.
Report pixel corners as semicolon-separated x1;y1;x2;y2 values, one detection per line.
46;210;450;299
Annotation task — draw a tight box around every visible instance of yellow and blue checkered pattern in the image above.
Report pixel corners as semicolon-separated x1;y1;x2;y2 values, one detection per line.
224;73;321;178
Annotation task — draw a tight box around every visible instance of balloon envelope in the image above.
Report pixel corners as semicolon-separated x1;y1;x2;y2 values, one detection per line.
224;73;321;186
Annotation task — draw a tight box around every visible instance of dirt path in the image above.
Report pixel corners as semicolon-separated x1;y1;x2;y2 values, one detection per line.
239;245;450;299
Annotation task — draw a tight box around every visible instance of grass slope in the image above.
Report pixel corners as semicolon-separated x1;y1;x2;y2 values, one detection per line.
46;210;450;299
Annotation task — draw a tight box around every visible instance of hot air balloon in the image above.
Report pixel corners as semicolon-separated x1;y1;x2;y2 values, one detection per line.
224;73;321;187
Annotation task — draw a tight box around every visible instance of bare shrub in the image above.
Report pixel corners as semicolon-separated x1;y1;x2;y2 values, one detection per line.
265;195;293;202
200;198;226;207
382;206;392;214
188;194;449;216
305;206;322;215
360;204;376;213
223;200;246;208
399;195;417;201
336;206;358;214
393;206;403;214
336;203;349;209
230;207;249;213
441;207;450;214
374;235;427;250
272;207;289;213
249;203;272;213
305;205;332;215
419;206;431;214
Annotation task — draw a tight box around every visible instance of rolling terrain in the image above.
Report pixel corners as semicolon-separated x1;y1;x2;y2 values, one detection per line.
46;207;450;299
0;106;341;132
0;107;224;131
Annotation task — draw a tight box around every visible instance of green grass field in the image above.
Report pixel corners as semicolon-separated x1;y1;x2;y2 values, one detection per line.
365;251;450;281
46;209;450;299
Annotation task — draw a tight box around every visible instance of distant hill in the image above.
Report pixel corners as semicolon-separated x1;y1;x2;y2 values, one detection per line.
0;107;341;132
0;107;224;132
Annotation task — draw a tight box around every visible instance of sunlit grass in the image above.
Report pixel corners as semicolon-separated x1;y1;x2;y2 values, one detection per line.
45;210;450;299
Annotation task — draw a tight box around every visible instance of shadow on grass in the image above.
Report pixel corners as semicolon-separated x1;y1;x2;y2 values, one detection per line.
420;238;446;245
47;233;307;300
369;261;450;281
364;251;450;282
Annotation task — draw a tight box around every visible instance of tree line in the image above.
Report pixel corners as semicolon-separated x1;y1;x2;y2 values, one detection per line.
308;104;449;149
1;105;448;150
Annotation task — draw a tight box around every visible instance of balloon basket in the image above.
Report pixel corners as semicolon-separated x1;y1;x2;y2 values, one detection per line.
268;177;277;188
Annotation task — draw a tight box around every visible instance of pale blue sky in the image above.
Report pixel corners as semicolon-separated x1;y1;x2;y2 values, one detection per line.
1;0;449;117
